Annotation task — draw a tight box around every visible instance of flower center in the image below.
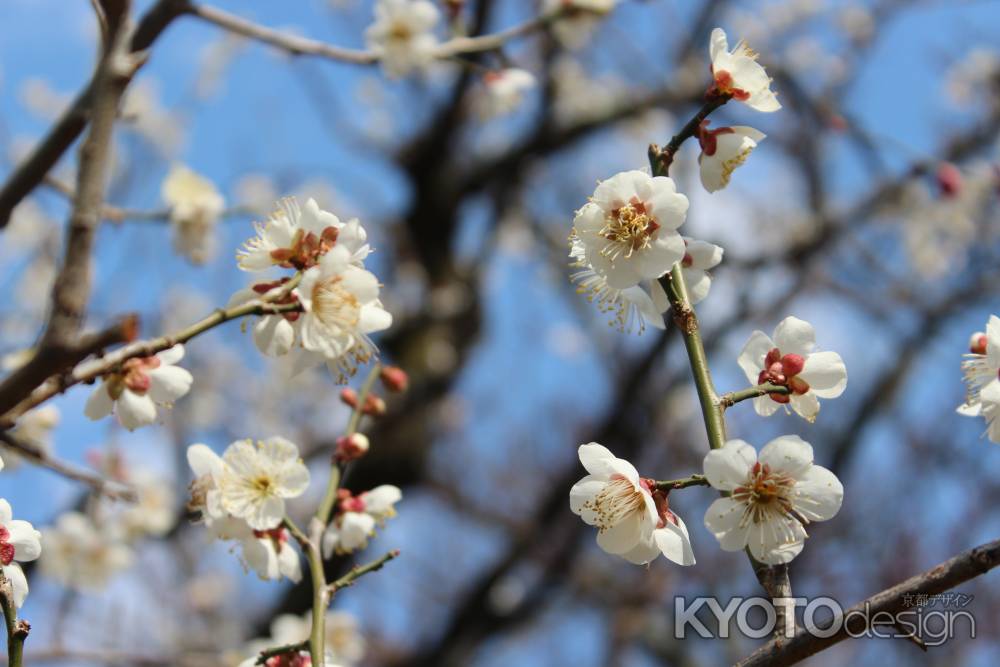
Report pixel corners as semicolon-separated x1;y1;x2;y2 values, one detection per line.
312;276;361;330
732;462;796;526
106;356;161;399
0;527;14;566
599;199;660;261
252;475;276;495
711;69;750;101
757;347;809;403
588;475;648;530
270;226;339;270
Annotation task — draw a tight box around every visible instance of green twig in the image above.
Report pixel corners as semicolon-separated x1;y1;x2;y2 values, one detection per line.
720;383;790;408
655;474;710;491
328;550;400;595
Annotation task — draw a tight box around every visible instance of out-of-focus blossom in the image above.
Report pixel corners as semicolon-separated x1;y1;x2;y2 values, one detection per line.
737;316;847;422
366;0;440;78
162;164;225;264
5;406;59;470
243;611;365;667
703;436;842;564
477;69;536;118
84;345;193;431
542;0;617;50
946;48;1000;107
41;512;132;591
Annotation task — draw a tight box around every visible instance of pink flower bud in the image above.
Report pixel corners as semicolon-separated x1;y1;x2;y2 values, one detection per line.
970;332;988;355
937;162;963;198
340;388;359;408
380;366;409;393
335;433;370;462
362;394;387;417
780;353;805;377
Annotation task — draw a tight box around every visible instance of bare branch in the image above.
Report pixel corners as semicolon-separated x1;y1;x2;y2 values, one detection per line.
736;538;1000;667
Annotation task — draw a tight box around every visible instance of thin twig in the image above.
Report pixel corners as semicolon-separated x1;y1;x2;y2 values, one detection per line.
0;431;136;501
327;549;400;595
720;383;790;408
654;474;709;491
185;2;568;65
736;538;1000;666
0;280;302;427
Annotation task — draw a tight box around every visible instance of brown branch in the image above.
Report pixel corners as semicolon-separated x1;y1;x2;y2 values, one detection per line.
0;430;136;501
0;0;141;419
0;0;186;228
736;538;1000;667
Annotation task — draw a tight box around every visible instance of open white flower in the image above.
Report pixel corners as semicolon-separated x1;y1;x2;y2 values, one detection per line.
709;28;780;112
703;436;842;564
737;316;847;422
6;405;59;469
572;170;689;290
162;164;225;264
569;234;667;333
957;315;1000;442
40;511;132;592
366;0;440;78
0;500;41;608
680;237;724;304
240;527;301;583
293;246;393;381
322;485;402;557
227;279;301;357
542;0;617;49
216;437;310;530
570;443;695;566
478;69;536;117
237;197;370;272
84;344;193;431
242;611;364;667
697;124;766;192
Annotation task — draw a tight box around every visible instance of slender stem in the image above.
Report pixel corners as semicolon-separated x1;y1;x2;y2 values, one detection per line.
315;362;382;525
720;383;790;408
649;96;728;177
282;516;310;550
658;269;726;449
0;571;25;667
327;549;400;595
655;474;709;491
0;276;302;426
306;542;328;666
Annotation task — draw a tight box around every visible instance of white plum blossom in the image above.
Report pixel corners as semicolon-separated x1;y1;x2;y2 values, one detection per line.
366;0;440;78
239;526;302;583
237;197;370;272
162;164;225;264
572;170;689;290
478;69;536;117
703;436;843;564
542;0;617;50
241;611;364;667
957;315;1000;443
292;246;393;381
6;405;59;469
187;443;228;528
737;316;847;422
322;485;402;557
697;124;766;192
0;500;41;608
569;234;667;333
84;344;193;431
680;237;724;304
708;28;780;112
40;511;133;591
570;443;695;566
216;437;311;531
227;280;301;357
